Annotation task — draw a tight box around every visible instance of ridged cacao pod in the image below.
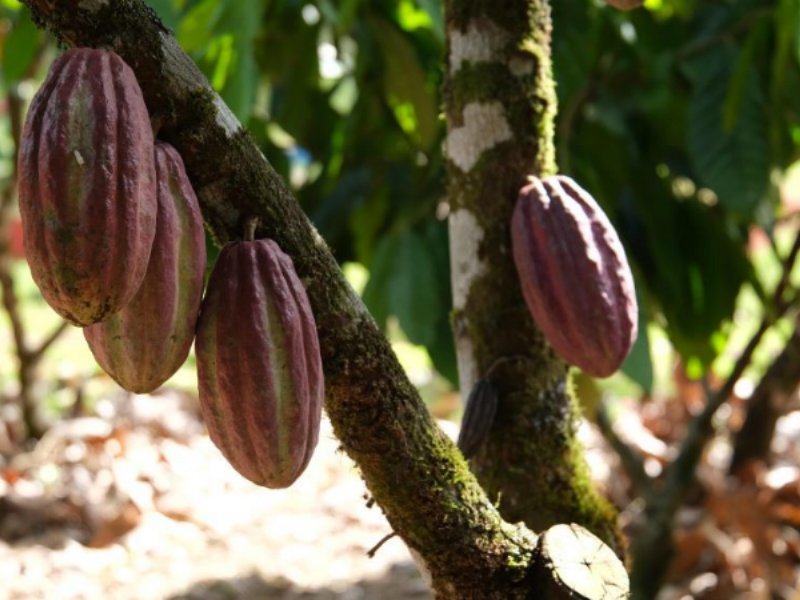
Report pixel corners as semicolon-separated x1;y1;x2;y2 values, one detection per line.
457;379;498;459
196;239;324;488
511;175;637;377
18;47;156;326
84;142;206;393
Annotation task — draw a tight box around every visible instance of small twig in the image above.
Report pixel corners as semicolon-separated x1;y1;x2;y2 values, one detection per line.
28;321;71;367
366;532;397;558
0;266;28;360
772;230;800;311
596;402;650;492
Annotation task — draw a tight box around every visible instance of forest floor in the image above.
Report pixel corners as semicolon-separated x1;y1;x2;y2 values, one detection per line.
0;389;433;600
1;378;799;599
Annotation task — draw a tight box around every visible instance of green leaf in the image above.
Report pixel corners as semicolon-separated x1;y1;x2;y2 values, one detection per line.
419;220;456;384
427;316;458;386
362;234;401;330
388;230;441;346
147;0;180;30
617;177;753;365
688;47;770;216
0;0;21;11
215;0;262;120
177;0;261;120
620;286;653;393
371;16;438;150
414;0;444;40
2;10;39;83
349;185;390;264
177;0;222;53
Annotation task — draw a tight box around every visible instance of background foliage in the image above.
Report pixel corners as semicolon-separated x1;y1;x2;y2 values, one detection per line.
2;0;799;393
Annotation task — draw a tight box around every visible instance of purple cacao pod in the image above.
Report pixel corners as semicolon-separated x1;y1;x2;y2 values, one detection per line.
511;175;637;377
195;239;324;488
18;47;157;325
84;142;206;393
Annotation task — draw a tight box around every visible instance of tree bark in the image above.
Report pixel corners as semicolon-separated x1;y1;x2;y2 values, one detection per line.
442;0;622;553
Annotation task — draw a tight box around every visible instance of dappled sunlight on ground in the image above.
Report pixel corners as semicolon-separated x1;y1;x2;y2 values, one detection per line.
0;391;431;599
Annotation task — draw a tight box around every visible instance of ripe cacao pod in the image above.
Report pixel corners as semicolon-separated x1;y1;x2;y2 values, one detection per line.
18;47;156;326
84;142;206;393
457;379;498;459
195;239;324;488
511;175;637;377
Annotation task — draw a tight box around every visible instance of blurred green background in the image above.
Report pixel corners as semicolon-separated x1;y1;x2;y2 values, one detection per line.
0;0;799;422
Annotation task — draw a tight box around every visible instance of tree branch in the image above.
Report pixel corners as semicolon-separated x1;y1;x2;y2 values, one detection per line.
597;403;650;493
729;313;800;473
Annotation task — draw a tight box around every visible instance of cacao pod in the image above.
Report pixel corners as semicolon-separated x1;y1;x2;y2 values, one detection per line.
457;379;498;459
18;47;156;326
511;175;637;377
195;239;324;488
603;0;643;10
84;142;206;393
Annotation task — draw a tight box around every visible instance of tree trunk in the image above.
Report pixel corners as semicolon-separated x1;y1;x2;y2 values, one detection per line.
442;0;622;553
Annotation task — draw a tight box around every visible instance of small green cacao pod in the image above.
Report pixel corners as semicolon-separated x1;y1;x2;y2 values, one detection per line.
18;47;157;325
511;175;638;377
195;239;324;489
84;142;206;393
457;379;498;459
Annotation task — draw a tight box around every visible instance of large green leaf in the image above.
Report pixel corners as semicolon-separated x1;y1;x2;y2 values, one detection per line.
388;230;441;346
2;10;39;83
620;285;653;393
361;227;445;348
371;16;438;151
147;0;180;30
687;47;770;216
178;0;261;120
361;233;401;330
617;177;753;364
